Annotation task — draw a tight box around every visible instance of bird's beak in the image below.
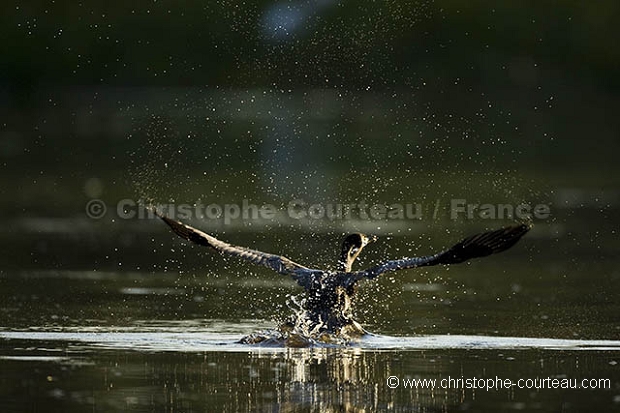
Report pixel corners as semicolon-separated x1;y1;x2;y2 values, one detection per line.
366;235;378;245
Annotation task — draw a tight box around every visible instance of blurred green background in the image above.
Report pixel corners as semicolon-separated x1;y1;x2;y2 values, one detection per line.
2;3;620;412
0;0;618;338
1;0;619;209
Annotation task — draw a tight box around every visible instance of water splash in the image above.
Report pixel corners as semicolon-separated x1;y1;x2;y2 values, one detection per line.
239;293;364;347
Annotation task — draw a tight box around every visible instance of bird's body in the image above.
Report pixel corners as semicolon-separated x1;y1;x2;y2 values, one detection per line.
153;210;531;344
286;270;366;339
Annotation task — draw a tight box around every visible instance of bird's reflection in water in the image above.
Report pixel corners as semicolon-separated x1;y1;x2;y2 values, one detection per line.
3;331;606;412
240;348;456;412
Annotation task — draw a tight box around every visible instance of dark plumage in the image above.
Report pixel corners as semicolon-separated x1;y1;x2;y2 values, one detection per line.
154;209;531;339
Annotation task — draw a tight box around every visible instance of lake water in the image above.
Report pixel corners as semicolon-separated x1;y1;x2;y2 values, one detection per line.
3;0;620;408
1;86;620;412
2;208;620;412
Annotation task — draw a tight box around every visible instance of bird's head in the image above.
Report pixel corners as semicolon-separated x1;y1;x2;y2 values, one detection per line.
338;233;377;273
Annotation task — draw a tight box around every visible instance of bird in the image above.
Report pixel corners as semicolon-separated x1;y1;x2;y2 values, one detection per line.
153;209;531;342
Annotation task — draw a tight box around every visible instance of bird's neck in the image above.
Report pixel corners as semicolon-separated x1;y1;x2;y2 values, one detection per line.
338;249;353;272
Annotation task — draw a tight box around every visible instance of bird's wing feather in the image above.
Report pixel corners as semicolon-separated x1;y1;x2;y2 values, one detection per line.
357;224;531;279
154;211;320;284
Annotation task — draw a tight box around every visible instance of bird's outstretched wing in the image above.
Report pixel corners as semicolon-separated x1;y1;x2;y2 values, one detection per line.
356;224;531;279
154;211;320;285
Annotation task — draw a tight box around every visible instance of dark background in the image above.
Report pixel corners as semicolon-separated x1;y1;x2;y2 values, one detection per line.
2;1;619;192
0;0;618;338
1;3;619;412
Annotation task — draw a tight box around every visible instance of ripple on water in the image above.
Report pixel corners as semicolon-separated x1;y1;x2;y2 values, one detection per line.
1;322;620;353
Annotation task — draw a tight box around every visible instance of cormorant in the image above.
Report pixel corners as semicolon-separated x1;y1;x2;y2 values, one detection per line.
154;210;530;343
